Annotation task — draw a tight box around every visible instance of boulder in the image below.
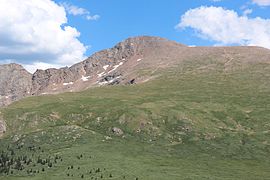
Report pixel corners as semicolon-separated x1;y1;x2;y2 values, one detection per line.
111;127;123;136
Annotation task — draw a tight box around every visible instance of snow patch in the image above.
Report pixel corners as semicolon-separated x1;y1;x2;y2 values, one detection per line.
108;76;121;83
97;76;121;86
0;95;8;100
108;62;124;73
98;81;108;85
103;65;109;70
81;75;90;82
63;82;74;86
98;72;106;77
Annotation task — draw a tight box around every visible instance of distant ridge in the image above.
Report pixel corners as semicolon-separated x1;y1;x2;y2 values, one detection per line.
0;36;270;106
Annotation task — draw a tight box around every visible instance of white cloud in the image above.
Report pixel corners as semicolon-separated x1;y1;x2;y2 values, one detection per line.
61;2;100;21
23;62;63;73
252;0;270;6
243;8;253;16
61;2;89;16
86;15;100;21
177;6;270;49
0;0;89;73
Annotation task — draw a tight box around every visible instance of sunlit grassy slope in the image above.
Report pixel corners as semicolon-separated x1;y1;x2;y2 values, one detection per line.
1;62;270;180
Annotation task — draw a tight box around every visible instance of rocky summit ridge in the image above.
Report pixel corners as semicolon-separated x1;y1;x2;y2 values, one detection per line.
0;36;270;107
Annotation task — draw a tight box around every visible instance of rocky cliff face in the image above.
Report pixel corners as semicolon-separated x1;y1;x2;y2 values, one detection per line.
0;63;32;106
1;36;270;107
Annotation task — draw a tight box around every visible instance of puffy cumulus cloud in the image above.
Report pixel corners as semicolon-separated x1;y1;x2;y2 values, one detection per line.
0;0;88;73
252;0;270;6
176;6;270;49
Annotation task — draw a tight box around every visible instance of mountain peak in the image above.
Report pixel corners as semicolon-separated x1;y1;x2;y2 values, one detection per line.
115;36;186;48
1;63;26;70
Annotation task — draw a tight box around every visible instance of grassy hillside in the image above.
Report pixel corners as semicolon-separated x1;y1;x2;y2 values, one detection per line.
0;62;270;179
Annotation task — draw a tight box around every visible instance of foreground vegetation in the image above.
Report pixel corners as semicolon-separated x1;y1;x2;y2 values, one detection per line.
0;62;270;179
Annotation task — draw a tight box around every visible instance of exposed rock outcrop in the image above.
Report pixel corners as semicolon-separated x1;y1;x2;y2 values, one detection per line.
0;63;32;106
111;127;123;136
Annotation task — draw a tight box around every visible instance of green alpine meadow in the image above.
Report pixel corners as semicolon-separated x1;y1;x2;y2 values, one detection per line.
1;55;270;179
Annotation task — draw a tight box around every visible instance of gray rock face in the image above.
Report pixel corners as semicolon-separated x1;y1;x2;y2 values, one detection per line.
31;67;76;95
0;63;32;106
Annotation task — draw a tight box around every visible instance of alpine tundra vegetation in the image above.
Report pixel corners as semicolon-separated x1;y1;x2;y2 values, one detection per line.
1;36;270;179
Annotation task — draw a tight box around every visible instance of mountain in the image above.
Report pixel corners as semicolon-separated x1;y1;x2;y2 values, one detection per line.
1;36;270;107
31;36;183;95
1;36;270;179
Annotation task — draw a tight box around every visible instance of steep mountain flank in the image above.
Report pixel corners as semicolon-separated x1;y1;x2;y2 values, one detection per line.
0;63;32;106
1;36;270;106
31;36;186;95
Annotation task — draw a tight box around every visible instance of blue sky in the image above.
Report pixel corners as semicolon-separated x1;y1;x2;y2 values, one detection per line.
57;0;270;55
0;0;269;72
